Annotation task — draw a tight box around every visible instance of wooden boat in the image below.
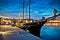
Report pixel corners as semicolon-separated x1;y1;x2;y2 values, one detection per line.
19;14;60;37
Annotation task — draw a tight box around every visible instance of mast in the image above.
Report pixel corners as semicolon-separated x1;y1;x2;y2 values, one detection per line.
18;12;20;23
28;0;30;21
22;0;24;20
22;0;30;21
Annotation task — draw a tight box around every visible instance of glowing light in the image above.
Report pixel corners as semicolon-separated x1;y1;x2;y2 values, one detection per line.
0;32;7;35
45;19;60;26
48;20;60;22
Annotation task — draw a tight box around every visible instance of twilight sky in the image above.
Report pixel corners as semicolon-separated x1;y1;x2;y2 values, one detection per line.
0;0;60;19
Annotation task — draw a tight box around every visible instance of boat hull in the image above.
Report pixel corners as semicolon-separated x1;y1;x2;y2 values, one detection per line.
19;21;47;37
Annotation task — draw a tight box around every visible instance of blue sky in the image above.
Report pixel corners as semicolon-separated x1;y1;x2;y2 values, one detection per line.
0;0;60;19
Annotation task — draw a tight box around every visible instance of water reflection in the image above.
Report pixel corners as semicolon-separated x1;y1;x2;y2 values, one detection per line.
40;25;60;40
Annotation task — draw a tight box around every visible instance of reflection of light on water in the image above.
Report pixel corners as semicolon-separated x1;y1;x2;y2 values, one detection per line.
40;25;60;40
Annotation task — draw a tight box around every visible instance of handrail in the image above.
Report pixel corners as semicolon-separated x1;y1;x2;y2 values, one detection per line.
46;14;60;21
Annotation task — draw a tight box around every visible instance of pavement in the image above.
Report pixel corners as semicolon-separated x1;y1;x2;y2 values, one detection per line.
0;25;41;40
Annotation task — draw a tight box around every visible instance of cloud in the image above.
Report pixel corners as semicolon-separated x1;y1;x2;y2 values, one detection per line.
0;0;60;19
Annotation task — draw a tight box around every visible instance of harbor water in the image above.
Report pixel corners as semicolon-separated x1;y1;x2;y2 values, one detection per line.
40;25;60;40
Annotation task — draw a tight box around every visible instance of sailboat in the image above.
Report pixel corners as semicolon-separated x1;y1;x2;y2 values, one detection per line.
19;7;60;37
11;0;60;37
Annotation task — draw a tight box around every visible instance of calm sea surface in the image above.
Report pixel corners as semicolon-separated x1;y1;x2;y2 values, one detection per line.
40;25;60;40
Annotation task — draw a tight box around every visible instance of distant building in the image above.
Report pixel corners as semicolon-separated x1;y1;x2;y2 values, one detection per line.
0;17;33;27
44;16;60;26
